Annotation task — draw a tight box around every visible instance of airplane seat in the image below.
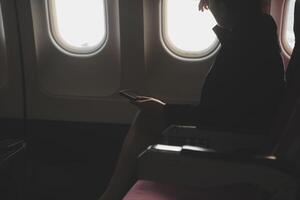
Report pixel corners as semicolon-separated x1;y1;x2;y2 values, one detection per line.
122;1;300;199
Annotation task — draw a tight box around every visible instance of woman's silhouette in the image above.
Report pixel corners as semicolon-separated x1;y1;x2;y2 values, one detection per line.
100;0;285;199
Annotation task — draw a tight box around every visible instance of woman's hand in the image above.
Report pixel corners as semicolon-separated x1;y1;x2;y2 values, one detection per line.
133;96;166;113
199;0;209;11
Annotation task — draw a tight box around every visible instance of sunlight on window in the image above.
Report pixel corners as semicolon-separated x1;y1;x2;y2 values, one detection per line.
162;0;218;58
283;0;295;53
48;0;107;54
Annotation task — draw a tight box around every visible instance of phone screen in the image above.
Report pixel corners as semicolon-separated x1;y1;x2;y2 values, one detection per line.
119;90;138;101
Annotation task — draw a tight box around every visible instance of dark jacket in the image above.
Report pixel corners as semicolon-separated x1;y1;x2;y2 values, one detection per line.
165;14;285;132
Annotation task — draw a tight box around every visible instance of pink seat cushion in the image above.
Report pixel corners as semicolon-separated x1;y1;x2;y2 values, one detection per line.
123;180;266;200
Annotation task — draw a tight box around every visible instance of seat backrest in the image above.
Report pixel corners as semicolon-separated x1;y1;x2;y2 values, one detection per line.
271;0;300;162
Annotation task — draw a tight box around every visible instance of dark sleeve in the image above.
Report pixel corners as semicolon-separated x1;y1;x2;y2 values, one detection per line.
259;14;281;53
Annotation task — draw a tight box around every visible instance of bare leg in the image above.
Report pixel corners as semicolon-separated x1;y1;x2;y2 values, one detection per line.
99;110;167;200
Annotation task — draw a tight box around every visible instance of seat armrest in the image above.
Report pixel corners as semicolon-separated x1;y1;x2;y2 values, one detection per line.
162;125;268;153
145;144;282;167
137;145;298;196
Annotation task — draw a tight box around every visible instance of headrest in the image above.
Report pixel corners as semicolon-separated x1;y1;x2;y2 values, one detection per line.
295;0;299;40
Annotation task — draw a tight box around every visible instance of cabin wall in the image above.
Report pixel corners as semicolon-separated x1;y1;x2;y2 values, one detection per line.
1;0;291;126
16;0;217;125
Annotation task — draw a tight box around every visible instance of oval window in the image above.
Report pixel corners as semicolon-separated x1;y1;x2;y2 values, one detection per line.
48;0;107;54
161;0;218;59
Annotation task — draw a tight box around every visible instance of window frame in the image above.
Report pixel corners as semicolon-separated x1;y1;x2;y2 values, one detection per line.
281;0;295;56
160;0;219;60
47;0;109;56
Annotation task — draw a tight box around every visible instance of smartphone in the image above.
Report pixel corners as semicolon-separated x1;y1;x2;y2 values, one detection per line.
119;90;138;101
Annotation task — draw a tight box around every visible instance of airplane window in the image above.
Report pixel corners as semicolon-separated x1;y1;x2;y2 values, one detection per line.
48;0;107;54
282;0;296;55
162;0;219;59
